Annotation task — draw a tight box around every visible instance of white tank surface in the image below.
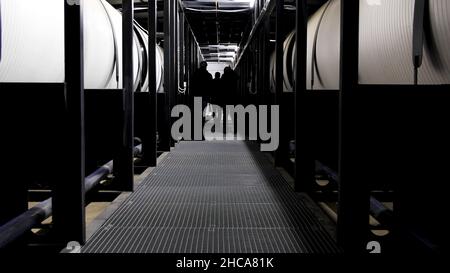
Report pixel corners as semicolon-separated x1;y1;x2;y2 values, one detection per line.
271;0;450;91
0;0;164;92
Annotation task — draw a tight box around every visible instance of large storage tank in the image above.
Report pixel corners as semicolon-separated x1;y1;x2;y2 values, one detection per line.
271;0;450;91
0;0;164;92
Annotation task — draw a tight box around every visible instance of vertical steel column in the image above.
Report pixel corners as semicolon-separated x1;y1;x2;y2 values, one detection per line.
0;0;2;63
116;0;135;191
52;0;86;245
184;21;190;105
274;0;285;166
185;26;191;98
179;8;185;105
161;0;172;151
337;0;369;253
259;27;264;104
172;0;179;113
194;35;198;71
263;19;271;101
294;0;314;192
255;31;260;104
191;29;195;94
144;0;157;166
254;0;259;24
172;0;179;145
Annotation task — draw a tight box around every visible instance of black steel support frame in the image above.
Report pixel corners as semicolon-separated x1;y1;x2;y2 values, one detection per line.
114;0;135;191
274;0;286;167
0;0;2;63
52;1;86;245
233;0;294;171
0;0;175;249
234;0;283;159
294;0;314;192
173;1;180;111
178;6;185;106
1;0;446;255
143;0;158;166
161;0;174;151
263;18;271;103
337;0;370;253
332;0;445;254
0;145;143;249
235;0;275;68
161;0;195;145
185;19;200;102
184;19;190;105
232;0;366;253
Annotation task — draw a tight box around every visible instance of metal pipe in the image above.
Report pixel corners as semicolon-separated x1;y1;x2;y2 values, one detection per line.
0;199;52;249
318;202;338;223
84;161;113;194
315;160;393;226
0;145;142;249
369;196;393;226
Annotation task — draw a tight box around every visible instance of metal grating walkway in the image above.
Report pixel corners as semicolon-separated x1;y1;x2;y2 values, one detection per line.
82;141;339;253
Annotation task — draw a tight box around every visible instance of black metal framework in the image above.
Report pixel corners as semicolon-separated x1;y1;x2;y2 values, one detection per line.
52;0;86;245
0;0;2;63
336;0;369;253
274;0;285;166
114;0;135;191
233;0;295;172
1;0;447;255
178;4;186;106
160;0;201;145
143;0;158;166
335;1;449;254
0;0;159;250
161;0;173;151
294;0;314;192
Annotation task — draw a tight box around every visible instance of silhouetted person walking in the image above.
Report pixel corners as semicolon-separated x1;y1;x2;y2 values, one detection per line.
221;66;238;106
191;61;212;112
212;72;222;105
210;72;224;122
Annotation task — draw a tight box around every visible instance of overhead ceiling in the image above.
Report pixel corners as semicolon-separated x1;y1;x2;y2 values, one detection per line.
182;0;255;64
105;0;329;63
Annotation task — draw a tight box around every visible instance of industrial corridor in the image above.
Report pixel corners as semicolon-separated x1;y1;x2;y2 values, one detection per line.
0;0;449;262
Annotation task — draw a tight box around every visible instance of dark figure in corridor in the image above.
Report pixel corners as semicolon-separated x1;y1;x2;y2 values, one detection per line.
211;72;224;121
191;61;213;111
221;66;239;106
212;72;222;105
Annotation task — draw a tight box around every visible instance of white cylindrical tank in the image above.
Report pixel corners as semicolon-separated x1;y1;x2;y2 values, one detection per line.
0;0;164;92
269;31;297;92
271;0;450;91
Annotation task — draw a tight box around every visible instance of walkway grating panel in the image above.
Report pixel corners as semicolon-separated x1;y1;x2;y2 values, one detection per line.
82;141;339;253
